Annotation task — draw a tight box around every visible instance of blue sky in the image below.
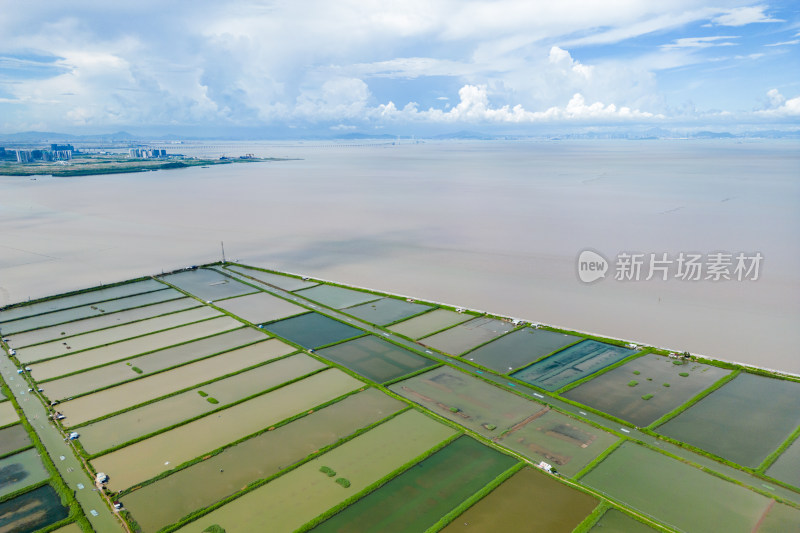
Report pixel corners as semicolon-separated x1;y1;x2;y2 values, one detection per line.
1;1;798;135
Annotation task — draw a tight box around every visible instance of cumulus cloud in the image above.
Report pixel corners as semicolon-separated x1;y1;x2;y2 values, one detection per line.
374;84;660;124
0;1;795;131
757;89;800;117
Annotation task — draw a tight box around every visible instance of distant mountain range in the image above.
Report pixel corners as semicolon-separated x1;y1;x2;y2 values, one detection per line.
0;128;798;144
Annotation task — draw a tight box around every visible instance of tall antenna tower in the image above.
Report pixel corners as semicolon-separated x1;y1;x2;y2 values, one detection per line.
221;241;226;264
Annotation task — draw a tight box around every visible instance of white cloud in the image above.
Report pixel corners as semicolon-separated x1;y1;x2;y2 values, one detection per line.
0;1;795;131
295;77;372;120
711;6;783;26
661;36;739;50
374;84;660;124
755;89;800;117
766;39;800;47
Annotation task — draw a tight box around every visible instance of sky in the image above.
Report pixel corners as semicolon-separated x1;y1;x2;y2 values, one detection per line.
1;1;799;136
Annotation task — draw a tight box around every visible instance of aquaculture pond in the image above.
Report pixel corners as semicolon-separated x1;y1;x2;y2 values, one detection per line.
563;353;732;427
42;328;266;399
390;367;544;438
0;278;165;323
0;484;69;533
317;335;437;383
0;424;30;455
264;312;363;349
17;305;220;362
0;401;18;427
420;317;513;355
0;287;183;335
755;503;800;533
441;467;598;533
214;291;307;324
6;297;198;348
59;338;295;428
172;409;456;533
580;441;775;533
31;315;243;381
313;436;518;533
92;369;364;491
78;353;322;453
512;340;635;391
589;509;658;533
50;523;83;533
388;308;472;339
122;389;405;533
496;409;619;477
766;434;800;488
226;265;318;291
0;448;49;498
341;297;431;325
160;268;257;301
463;327;581;373
657;372;800;468
294;284;380;309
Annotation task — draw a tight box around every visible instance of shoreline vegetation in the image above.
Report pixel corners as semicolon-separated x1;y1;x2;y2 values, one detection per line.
0;154;297;177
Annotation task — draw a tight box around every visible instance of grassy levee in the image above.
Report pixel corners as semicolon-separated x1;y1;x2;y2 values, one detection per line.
504;337;587;375
65;346;300;430
758;426;800;475
637;428;800;506
221;263;311;284
293;431;464;533
333;289;434;315
381;363;446;387
570;502;611;533
573;439;626;481
11;300;201;349
388;345;634;441
0;381;89;529
556;348;651;395
155;403;413;532
0;276;152;314
379;305;440;328
9;296;199;348
572;504;672;533
537;325;633;347
424;461;525;532
0;442;34;459
81;359;321;458
629;438;800;510
312;332;369;350
114;385;376;500
414;312;484;341
38;331;268;403
26;313;225;365
0;478;50;504
162;414;461;533
455;324;525;359
646;369;741;430
35;324;249;385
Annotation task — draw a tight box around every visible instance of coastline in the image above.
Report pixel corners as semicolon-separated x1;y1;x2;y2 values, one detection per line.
0;156;294;177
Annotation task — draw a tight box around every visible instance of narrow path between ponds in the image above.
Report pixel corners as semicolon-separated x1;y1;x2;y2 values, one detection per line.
0;354;126;533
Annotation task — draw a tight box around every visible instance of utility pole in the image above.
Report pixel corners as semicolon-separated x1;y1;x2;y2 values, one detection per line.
221;241;226;264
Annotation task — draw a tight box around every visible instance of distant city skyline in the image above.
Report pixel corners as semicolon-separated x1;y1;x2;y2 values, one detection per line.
1;1;798;136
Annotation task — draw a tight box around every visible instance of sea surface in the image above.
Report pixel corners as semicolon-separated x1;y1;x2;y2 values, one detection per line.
1;139;798;373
